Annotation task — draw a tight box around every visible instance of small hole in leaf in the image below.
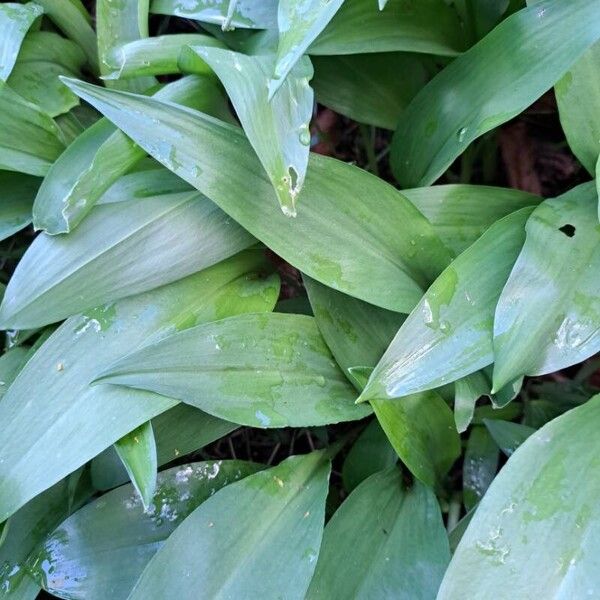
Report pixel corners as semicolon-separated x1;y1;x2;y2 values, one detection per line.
558;224;576;237
288;166;298;191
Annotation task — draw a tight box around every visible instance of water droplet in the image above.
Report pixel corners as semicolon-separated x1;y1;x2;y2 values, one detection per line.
298;124;311;146
457;127;467;142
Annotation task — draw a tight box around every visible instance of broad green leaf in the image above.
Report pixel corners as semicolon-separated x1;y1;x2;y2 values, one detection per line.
303;276;405;382
360;208;532;402
129;452;330;600
341;419;396;492
29;460;261;600
34;76;231;235
0;346;29;400
390;0;600;187
454;371;490;433
150;0;278;29
104;34;224;80
484;418;535;457
1;181;255;329
114;421;157;509
454;0;511;41
63;78;452;313
0;172;39;242
311;53;427;130
269;0;343;98
30;0;97;70
438;395;600;599
96;313;370;428
448;506;476;554
493;183;600;391
91;404;237;491
371;392;460;487
306;468;450;599
556;41;600;175
0;82;65;176
97;0;155;93
184;46;313;217
7;31;85;118
0;251;279;521
0;470;93;598
302;278;458;485
403;184;541;256
309;0;465;57
0;2;43;81
463;426;499;510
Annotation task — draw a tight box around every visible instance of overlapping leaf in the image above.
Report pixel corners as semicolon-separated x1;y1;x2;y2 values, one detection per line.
0;171;39;242
439;395;600;598
0;251;279;521
360;208;533;402
63;78;452;313
391;0;600;187
307;468;450;599
493;182;600;390
184;46;313;216
128;452;330;600
28;461;261;600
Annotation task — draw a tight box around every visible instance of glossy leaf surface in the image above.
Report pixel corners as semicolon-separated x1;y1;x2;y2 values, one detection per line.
64;78;452;313
391;0;600;187
307;468;450;599
129;452;330;600
96;313;370;428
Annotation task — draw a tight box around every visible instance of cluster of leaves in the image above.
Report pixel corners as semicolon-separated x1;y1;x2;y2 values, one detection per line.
1;0;600;598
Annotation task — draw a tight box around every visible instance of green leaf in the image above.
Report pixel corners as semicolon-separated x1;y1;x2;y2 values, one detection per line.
0;82;65;176
438;395;600;598
7;31;85;117
269;0;343;98
454;371;490;433
31;0;97;71
303;276;405;382
341;419;396;493
97;0;155;92
129;452;330;599
556;40;600;175
113;421;157;509
463;426;499;510
306;467;450;599
483;418;535;457
402;184;541;256
91;404;237;491
309;0;466;57
34;76;230;235
390;0;600;187
150;0;278;29
63;78;452;313
371;392;460;487
1;177;256;329
360;207;532;402
493;183;600;391
104;34;224;80
184;46;313;217
0;251;278;521
0;171;39;242
28;460;261;600
0;346;30;400
311;53;427;130
0;2;43;81
95;313;370;428
0;470;94;598
454;0;511;41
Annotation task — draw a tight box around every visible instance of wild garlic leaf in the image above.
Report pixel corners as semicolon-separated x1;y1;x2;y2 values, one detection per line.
360;207;533;402
0;1;43;81
95;313;370;428
493;182;600;391
0;251;278;521
390;0;600;187
28;461;262;600
63;78;452;313
184;46;313;217
439;395;600;598
128;452;330;600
